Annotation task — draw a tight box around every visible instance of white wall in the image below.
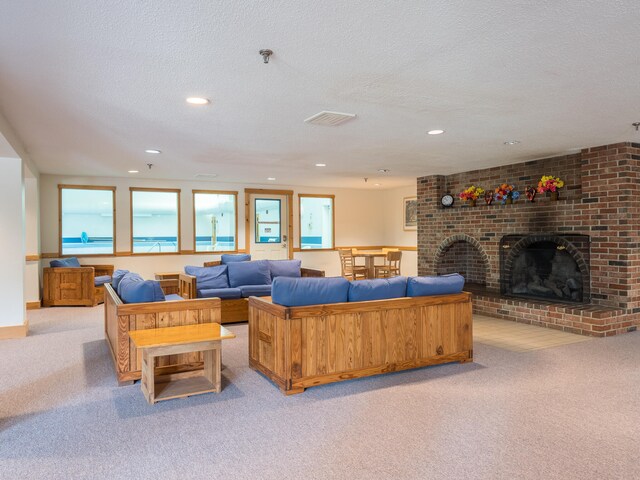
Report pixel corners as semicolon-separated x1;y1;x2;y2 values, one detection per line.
39;175;396;278
380;185;418;276
24;171;40;304
0;157;25;327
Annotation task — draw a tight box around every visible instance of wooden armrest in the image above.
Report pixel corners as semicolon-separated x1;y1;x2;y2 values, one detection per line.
301;267;325;277
44;266;95;273
85;264;114;276
203;260;222;267
179;273;197;299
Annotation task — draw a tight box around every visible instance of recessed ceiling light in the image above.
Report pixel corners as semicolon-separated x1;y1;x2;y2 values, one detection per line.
144;149;161;154
374;183;381;186
315;163;327;167
378;168;390;173
128;170;139;174
186;97;210;105
504;140;521;145
267;177;276;181
427;129;445;135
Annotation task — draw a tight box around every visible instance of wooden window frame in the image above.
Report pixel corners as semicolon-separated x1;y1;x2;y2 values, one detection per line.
192;189;239;254
129;187;181;256
58;184;117;257
298;194;336;251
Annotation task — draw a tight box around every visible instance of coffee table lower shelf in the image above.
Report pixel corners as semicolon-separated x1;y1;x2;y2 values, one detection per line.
146;376;217;403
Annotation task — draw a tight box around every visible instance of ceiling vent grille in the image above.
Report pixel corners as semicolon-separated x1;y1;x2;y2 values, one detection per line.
195;173;218;179
304;111;356;126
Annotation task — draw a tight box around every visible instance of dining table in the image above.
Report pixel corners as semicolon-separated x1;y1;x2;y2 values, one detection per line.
352;250;387;279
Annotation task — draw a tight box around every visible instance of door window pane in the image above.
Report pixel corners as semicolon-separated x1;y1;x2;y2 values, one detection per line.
131;189;179;253
194;192;237;252
300;196;334;249
255;199;281;243
60;187;115;255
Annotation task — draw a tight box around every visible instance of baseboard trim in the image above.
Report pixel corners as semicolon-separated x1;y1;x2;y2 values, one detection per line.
0;320;29;340
26;301;41;310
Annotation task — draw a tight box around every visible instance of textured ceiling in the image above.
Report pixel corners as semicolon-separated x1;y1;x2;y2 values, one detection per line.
1;1;639;188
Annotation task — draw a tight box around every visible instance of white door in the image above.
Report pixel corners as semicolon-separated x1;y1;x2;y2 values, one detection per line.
249;193;289;260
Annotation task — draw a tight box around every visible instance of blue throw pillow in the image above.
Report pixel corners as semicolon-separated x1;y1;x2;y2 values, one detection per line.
117;272;143;296
118;273;165;304
111;269;129;290
268;259;302;279
221;254;251;264
272;276;350;307
185;265;229;289
50;257;81;268
348;276;407;302
406;274;465;297
227;260;271;287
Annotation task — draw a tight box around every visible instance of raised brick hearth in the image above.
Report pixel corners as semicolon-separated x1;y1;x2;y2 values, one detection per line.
417;142;640;336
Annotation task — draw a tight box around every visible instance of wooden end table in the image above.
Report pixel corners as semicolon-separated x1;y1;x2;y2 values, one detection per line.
128;323;236;404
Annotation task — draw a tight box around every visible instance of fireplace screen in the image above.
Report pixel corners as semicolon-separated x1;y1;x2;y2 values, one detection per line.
500;234;590;303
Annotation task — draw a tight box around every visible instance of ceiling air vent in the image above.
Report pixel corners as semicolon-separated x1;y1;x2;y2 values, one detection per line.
195;173;218;179
304;111;356;126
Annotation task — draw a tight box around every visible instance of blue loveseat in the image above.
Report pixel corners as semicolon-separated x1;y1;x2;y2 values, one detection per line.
179;256;325;323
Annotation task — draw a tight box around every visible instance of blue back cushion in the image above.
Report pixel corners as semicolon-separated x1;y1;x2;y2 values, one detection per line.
118;273;165;304
348;276;407;302
221;254;251;264
272;276;349;307
111;269;129;290
268;259;302;279
50;257;81;268
185;265;229;289
227;260;271;287
406;274;465;297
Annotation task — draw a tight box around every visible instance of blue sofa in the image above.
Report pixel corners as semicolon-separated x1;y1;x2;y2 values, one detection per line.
179;258;325;323
248;273;471;395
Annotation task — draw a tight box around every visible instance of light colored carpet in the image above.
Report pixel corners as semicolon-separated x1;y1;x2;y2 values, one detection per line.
1;306;639;480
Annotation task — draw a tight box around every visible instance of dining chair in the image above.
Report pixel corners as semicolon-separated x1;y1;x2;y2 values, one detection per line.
338;249;368;281
374;250;402;278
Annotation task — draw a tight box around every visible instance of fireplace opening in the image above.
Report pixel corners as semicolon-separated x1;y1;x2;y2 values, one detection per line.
501;234;590;303
435;236;489;289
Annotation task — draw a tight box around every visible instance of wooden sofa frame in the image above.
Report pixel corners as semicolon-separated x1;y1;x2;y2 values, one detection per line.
179;263;325;324
43;264;114;307
104;282;221;385
248;292;473;395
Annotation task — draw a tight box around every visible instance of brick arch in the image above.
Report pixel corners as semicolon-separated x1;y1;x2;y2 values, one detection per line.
434;234;490;285
503;234;590;301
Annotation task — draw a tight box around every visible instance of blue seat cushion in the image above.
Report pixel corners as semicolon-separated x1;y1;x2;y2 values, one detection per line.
94;275;112;287
271;277;350;307
268;259;301;279
198;288;242;299
406;274;465;297
239;284;272;298
111;269;129;290
227;260;271;287
50;257;81;268
118;273;165;304
221;254;251;264
185;265;229;289
165;294;185;302
348;276;407;302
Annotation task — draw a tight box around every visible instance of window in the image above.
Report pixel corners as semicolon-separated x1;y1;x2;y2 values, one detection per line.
130;188;180;254
193;190;238;252
59;185;115;255
299;194;335;250
255;198;281;243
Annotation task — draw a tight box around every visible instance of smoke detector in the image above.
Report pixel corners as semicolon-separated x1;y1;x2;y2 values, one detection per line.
304;111;357;126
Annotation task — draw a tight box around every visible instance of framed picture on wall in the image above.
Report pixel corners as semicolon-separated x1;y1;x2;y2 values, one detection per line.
403;196;417;230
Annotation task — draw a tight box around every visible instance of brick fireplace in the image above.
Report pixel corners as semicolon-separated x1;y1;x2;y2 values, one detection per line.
417;142;640;336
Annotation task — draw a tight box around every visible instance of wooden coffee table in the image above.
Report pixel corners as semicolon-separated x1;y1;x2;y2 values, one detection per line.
128;323;236;404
